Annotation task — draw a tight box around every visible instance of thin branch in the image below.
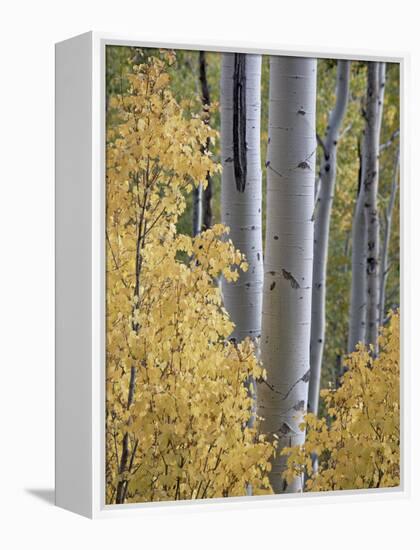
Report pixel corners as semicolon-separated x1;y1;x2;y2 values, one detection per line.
338;122;353;140
379;129;400;153
316;133;327;157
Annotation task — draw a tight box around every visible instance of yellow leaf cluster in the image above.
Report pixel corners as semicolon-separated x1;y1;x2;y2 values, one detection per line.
282;311;400;491
106;55;274;504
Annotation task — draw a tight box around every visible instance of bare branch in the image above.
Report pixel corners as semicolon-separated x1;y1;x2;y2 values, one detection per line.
338;122;353;140
380;129;400;153
316;133;327;157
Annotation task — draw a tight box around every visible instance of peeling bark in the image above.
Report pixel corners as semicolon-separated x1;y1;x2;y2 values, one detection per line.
259;57;317;493
308;61;350;416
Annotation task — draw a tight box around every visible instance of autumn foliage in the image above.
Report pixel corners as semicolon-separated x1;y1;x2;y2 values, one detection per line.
282;311;400;491
105;53;274;504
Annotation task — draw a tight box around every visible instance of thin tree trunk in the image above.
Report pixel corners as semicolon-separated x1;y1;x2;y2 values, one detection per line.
348;139;367;352
259;56;317;493
115;176;150;504
192;184;202;236
364;62;386;354
379;147;399;325
308;60;350;415
115;364;136;503
199;51;213;231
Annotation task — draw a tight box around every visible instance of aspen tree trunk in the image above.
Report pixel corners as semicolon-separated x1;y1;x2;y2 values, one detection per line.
259;56;317;493
364;62;386;354
308;61;350;415
221;53;263;344
348;143;367;352
192;184;202;236
199;51;214;231
379;147;399;324
348;63;385;353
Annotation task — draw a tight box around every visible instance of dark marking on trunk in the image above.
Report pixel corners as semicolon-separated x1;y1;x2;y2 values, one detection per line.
233;53;247;192
279;422;294;435
293;400;305;411
301;369;311;383
270;281;276;291
199;51;213;230
367;256;377;273
297;108;306;115
281;269;300;289
298;160;311;169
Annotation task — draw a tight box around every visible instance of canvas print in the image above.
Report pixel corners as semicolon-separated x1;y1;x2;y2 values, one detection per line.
105;46;400;504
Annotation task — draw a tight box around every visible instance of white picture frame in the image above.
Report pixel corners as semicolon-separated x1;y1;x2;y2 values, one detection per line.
55;31;409;518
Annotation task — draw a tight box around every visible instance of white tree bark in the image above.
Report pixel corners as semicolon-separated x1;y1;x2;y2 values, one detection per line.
348;144;367;352
258;56;317;493
348;62;385;353
221;53;263;344
192;183;202;236
308;61;350;415
379;146;399;325
364;62;386;354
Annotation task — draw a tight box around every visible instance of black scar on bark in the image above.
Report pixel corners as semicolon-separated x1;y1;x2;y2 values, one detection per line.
281;269;301;289
233;53;247;193
278;422;294;435
301;369;311;383
270;281;276;291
